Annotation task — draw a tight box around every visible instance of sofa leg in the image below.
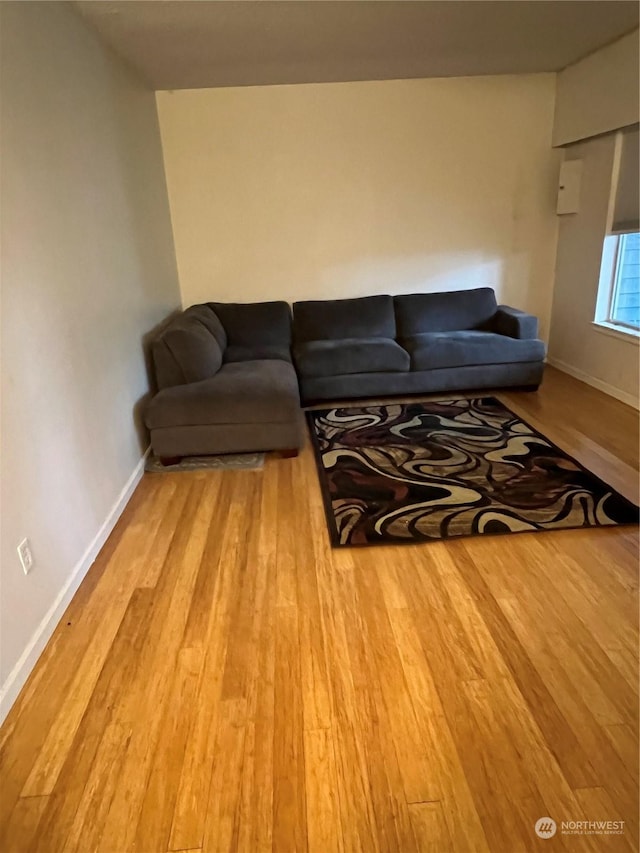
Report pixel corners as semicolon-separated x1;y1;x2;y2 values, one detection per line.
521;384;540;392
278;448;299;459
159;456;182;467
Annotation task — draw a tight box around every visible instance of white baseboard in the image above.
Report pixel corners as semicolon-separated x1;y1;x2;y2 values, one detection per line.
547;357;639;410
0;449;150;726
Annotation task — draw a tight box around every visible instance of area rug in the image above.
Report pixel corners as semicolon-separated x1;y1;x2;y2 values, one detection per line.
146;452;264;473
307;397;639;547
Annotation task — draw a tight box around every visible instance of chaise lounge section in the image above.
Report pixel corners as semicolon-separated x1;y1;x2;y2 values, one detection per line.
145;301;304;460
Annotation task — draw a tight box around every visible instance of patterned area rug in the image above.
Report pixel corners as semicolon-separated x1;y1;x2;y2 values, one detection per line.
307;397;639;547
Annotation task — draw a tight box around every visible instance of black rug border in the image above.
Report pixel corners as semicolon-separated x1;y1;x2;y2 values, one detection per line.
305;395;640;549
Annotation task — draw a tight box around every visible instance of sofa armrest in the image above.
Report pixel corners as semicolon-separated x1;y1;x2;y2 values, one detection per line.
492;305;538;339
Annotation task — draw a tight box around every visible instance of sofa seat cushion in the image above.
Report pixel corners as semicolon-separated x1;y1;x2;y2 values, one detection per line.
224;344;292;364
294;337;410;378
145;360;300;429
403;331;545;371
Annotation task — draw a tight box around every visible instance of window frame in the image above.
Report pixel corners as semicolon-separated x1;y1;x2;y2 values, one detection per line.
608;232;640;332
594;231;640;339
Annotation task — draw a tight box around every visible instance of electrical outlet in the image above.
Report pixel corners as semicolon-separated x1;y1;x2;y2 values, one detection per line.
17;538;34;575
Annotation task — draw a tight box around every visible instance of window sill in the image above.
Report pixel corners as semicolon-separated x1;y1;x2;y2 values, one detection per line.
591;320;640;345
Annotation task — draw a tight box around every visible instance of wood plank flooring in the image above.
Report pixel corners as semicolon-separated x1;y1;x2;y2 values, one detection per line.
0;366;638;852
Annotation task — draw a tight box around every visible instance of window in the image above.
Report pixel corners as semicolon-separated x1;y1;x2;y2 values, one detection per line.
604;232;640;331
594;127;639;338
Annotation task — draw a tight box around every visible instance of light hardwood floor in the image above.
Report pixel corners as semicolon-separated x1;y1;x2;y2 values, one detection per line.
0;366;638;853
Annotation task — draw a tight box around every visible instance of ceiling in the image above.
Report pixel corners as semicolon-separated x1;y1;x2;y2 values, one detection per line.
75;1;640;91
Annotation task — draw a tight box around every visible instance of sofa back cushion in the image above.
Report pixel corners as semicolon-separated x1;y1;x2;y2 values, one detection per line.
153;317;223;388
209;301;292;348
394;288;498;336
183;304;227;350
293;295;395;342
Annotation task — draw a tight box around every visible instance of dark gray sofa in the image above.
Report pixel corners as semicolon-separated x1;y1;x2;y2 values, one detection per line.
145;302;304;460
292;288;545;402
144;287;544;459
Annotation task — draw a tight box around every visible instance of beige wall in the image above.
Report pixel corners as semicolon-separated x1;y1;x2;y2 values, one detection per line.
548;136;639;406
548;30;639;407
157;75;560;340
0;3;181;711
553;29;640;146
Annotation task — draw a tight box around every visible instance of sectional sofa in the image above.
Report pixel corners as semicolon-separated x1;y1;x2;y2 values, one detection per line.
145;287;545;460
